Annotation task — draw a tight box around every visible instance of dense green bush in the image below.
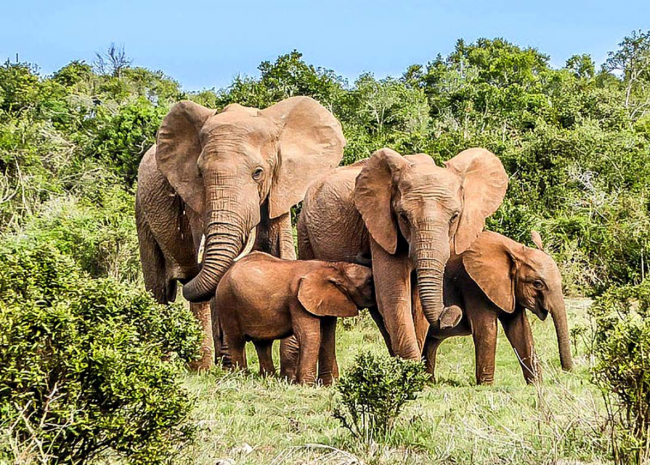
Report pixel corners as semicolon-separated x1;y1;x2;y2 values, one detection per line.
589;281;650;464
333;352;428;443
0;240;202;464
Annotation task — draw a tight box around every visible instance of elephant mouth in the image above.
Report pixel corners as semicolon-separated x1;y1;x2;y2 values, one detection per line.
532;307;549;321
196;227;257;264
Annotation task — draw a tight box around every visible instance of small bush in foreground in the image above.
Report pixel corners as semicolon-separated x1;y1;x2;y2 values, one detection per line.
0;240;202;464
333;352;428;443
589;281;650;464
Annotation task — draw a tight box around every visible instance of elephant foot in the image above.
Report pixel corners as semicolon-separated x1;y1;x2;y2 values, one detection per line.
439;305;463;329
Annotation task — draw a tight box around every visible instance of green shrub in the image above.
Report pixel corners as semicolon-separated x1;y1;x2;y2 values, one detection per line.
0;240;202;464
90;97;167;186
20;185;140;282
589;281;650;464
333;352;428;443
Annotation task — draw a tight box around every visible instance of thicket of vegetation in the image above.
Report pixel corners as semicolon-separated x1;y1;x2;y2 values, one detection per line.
2;35;650;295
1;32;649;463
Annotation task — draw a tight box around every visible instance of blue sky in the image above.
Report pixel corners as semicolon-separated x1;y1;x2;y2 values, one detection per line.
2;0;649;90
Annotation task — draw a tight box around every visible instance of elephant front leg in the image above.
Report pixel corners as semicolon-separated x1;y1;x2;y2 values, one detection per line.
368;305;395;357
423;337;444;380
291;305;322;385
268;211;296;260
189;301;214;371
469;309;498;385
500;311;540;384
370;238;420;360
318;317;338;386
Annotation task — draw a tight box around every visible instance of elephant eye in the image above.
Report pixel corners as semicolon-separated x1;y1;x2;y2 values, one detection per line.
252;167;264;181
533;280;545;290
450;212;460;223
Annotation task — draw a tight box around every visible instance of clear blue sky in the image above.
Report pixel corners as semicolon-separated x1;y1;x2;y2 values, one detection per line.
2;0;649;90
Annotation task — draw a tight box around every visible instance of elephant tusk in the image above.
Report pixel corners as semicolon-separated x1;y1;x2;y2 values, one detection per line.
197;235;206;264
234;227;257;262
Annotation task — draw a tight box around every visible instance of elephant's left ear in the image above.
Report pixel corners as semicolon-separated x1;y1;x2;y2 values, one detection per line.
463;231;516;313
261;97;346;219
298;268;359;318
445;148;509;254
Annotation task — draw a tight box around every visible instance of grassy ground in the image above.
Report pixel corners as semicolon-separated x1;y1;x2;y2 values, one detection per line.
181;299;610;465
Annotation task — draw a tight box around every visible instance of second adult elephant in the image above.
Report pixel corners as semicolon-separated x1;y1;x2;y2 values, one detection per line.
136;97;345;369
424;231;573;384
297;148;508;360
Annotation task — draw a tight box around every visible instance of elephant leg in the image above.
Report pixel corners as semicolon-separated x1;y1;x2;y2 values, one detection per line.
265;210;302;380
423;337;444;380
210;299;232;368
292;306;321;385
253;340;276;377
225;332;247;371
318;317;338;386
469;309;499;385
279;337;299;383
411;282;430;352
268;211;296;260
189;301;214;371
297;212;314;260
368;305;395;357
370;238;420;360
500;311;540;384
136;210;177;304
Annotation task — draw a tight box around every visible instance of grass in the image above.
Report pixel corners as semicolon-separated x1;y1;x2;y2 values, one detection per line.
180;299;610;464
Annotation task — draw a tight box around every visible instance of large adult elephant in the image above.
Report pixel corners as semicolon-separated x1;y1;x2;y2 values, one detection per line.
296;147;508;361
136;97;345;369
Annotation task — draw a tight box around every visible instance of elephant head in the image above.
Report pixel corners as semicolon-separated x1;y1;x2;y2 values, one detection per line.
354;148;508;328
298;264;374;317
463;231;573;371
156;97;345;302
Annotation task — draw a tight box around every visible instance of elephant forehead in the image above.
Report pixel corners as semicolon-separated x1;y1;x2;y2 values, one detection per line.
400;164;462;191
524;250;561;280
201;112;279;140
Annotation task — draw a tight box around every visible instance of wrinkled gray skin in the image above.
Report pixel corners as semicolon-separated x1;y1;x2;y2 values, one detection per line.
136;97;345;370
283;147;508;372
424;231;573;385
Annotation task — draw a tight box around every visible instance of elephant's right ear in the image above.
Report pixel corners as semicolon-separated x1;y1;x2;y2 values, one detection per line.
155;101;215;214
354;148;410;254
298;268;359;318
462;231;517;313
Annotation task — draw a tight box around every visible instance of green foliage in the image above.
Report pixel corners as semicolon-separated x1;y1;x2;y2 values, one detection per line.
333;352;428;443
589;281;650;464
90;96;167;185
0;239;202;464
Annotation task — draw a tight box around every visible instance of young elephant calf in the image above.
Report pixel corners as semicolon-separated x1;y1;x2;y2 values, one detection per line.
215;252;374;385
424;231;573;385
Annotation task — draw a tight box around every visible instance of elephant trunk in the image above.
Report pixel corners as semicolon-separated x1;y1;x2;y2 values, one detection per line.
413;223;452;327
183;184;257;303
551;295;573;372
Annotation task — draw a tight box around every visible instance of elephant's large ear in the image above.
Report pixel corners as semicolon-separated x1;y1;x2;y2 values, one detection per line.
463;232;517;313
297;268;359;318
155;101;215;214
354;148;410;254
445;148;508;254
261;97;345;219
